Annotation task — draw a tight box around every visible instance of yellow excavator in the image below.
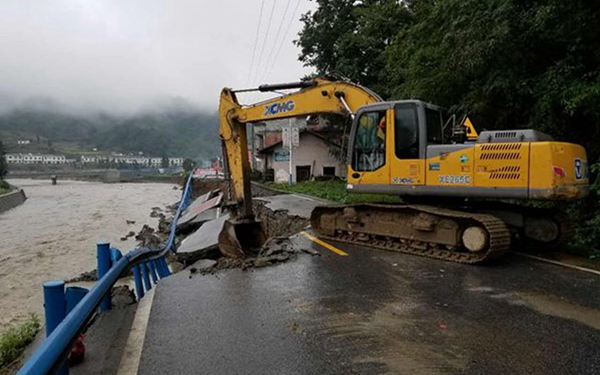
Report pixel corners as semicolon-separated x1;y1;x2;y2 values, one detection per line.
218;78;589;264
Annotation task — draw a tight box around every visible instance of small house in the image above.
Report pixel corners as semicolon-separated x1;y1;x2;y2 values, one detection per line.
258;130;345;183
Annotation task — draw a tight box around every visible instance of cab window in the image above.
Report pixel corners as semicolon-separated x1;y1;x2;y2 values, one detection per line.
352;110;386;171
426;108;443;144
395;104;419;159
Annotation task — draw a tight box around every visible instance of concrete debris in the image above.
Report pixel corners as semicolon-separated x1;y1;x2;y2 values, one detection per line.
177;194;223;228
188;259;218;276
196;237;299;275
175;214;229;264
189;208;220;225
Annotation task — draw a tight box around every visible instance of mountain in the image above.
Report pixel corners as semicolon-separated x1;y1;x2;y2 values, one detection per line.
0;107;221;160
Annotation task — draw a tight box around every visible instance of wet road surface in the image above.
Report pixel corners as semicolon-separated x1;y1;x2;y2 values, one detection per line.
139;233;600;375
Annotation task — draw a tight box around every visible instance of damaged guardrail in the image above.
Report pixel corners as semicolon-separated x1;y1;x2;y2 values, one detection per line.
16;172;194;375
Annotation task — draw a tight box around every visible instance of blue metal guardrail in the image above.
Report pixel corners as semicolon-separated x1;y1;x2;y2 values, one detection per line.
17;172;195;375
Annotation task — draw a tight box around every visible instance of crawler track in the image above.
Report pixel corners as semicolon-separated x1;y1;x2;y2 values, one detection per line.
311;204;511;264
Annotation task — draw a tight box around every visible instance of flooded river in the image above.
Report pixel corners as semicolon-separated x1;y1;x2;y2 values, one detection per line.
0;179;180;332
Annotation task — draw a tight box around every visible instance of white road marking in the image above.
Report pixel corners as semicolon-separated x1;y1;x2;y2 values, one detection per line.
116;287;156;375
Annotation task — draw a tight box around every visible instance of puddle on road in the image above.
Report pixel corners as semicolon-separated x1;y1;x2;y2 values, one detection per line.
514;292;600;330
468;286;600;330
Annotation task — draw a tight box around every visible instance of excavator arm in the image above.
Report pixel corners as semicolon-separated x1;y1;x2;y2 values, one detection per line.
217;78;381;257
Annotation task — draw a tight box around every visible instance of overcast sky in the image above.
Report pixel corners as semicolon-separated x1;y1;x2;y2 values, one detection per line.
0;0;315;114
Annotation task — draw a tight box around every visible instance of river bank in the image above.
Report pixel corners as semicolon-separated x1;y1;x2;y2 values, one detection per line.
0;187;26;214
0;179;180;332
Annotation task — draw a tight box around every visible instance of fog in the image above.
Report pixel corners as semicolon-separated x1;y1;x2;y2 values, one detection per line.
0;0;314;115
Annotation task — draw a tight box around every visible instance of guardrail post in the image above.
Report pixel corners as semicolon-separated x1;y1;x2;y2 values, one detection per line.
148;261;159;283
141;263;152;291
43;281;66;337
153;260;165;279
158;258;171;277
97;242;112;311
65;287;89;314
43;281;69;375
110;247;123;263
133;265;144;300
155;259;166;278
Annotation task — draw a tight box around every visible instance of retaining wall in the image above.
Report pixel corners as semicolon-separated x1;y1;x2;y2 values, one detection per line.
0;187;27;214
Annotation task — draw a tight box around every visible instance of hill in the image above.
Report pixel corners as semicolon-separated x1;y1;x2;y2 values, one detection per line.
0;108;221;160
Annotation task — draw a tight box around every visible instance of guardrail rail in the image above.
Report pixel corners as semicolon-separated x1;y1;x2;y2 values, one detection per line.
17;172;194;375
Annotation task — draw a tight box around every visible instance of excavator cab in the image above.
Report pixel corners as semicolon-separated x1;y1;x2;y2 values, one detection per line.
347;100;444;190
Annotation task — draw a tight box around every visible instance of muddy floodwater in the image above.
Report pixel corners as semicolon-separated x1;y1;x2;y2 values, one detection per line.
0;179;181;332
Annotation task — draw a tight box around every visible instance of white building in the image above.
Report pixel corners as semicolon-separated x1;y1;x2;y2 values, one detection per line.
5;154;23;163
168;157;184;167
77;154;185;167
258;130;344;183
17;140;31;145
81;155;98;164
6;153;67;164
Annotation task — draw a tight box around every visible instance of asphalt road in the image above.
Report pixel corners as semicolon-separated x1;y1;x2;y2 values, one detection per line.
138;233;600;375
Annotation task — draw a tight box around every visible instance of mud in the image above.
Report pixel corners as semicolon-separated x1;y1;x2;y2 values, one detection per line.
191;179;227;200
195;237;318;276
252;200;310;238
135;225;163;248
177;180;311;275
66;269;98;283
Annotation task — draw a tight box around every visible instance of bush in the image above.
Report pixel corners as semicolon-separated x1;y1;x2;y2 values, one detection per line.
0;314;41;372
567;160;600;259
0;180;9;195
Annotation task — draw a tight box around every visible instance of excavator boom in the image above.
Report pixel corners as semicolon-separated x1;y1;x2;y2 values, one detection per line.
218;77;588;264
218;78;381;257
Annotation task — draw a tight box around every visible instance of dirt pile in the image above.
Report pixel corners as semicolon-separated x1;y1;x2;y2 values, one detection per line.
192;237;318;276
252;200;310;238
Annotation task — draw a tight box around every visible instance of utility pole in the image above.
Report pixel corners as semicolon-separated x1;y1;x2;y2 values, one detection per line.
288;118;293;185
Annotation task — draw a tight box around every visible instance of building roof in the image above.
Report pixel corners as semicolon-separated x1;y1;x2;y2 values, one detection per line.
258;130;341;154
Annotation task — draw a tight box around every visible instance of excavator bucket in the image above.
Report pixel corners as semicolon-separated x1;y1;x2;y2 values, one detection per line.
218;218;267;259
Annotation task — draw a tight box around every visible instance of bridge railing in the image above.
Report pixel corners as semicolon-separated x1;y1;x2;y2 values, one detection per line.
16;172;194;375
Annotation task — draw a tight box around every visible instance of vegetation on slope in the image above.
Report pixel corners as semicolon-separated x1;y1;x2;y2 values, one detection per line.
267;180;403;204
296;0;600;258
0;109;221;160
0;314;41;375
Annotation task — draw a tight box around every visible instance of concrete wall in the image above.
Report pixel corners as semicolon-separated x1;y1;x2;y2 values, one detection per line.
0;187;27;214
264;133;345;183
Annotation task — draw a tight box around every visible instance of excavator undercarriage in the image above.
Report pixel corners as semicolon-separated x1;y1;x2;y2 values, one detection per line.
311;202;570;264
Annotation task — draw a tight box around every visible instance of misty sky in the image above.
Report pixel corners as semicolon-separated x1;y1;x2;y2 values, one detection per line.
0;0;315;114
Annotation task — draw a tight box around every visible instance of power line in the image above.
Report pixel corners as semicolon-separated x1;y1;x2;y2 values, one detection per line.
261;0;302;83
251;0;277;86
247;0;266;86
258;0;292;83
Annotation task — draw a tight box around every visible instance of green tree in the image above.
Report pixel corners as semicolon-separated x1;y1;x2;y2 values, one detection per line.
182;158;196;172
387;0;600;160
0;140;7;178
161;156;170;168
296;0;412;98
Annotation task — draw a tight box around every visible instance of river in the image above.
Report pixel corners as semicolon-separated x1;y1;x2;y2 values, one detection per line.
0;179;181;332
